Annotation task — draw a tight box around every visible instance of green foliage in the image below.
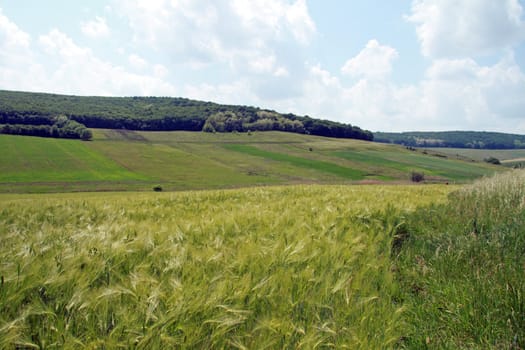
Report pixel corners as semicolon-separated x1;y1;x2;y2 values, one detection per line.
375;131;525;149
0;185;451;348
396;170;525;348
410;171;424;182
483;156;501;165
0;114;92;140
0;89;372;140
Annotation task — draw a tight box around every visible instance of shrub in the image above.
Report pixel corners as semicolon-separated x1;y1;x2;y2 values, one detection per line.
484;156;501;165
410;171;424;183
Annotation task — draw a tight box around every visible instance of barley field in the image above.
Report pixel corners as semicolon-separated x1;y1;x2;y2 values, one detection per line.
0;185;452;349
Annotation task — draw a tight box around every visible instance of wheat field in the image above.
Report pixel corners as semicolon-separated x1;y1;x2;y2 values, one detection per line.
0;185;452;349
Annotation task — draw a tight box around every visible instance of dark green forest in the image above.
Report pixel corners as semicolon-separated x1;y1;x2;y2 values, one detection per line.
0;90;372;140
0;115;92;140
375;131;525;149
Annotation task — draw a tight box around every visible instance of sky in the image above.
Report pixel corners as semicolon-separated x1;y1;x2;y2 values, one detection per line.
1;1;525;133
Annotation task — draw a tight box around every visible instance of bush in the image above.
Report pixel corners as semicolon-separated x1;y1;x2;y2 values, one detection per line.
410;171;424;183
484;156;501;165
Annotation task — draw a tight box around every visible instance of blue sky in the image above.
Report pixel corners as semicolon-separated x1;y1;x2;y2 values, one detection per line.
1;1;524;133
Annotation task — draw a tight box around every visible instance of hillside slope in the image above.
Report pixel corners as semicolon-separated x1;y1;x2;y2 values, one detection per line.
0;90;372;140
0;130;502;193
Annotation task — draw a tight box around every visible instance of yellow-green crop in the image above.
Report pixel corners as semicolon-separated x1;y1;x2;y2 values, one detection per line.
0;185;452;349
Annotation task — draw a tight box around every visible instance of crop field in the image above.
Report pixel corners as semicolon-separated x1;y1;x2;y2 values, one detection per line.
0;130;502;193
0;184;453;349
1;169;524;349
0;134;147;183
425;147;525;167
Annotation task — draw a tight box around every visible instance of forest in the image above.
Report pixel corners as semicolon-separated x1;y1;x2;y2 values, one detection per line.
375;131;525;149
0;90;372;141
0;113;92;140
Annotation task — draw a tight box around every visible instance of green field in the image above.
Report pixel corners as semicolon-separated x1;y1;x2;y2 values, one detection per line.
0;184;452;348
425;147;525;167
0;134;147;182
1;170;524;348
0;130;503;193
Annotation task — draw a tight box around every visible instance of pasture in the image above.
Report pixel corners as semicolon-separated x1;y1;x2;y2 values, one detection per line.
0;131;501;193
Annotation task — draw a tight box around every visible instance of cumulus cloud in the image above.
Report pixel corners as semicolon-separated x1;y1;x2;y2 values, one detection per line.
115;0;316;73
37;29;176;96
0;9;176;97
341;40;398;79
128;54;148;70
81;16;110;39
261;38;525;133
0;8;30;49
407;0;525;57
184;79;258;106
0;9;46;91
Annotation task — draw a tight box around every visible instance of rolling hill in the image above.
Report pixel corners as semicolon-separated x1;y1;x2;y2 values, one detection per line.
0;90;372;140
0;130;502;193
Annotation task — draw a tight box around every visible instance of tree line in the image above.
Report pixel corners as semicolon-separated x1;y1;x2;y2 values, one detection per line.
0;114;92;140
374;131;525;149
0;90;373;141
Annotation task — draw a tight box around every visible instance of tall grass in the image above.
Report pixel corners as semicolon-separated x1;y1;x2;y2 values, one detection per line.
4;172;520;349
0;185;451;349
397;170;525;349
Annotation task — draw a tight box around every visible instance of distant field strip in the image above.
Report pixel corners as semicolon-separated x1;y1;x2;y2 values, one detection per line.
334;149;497;181
501;157;525;163
225;144;368;180
0;134;147;182
425;147;525;162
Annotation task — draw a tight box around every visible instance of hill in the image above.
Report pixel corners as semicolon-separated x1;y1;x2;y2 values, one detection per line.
374;131;525;149
0;90;372;140
0;130;502;193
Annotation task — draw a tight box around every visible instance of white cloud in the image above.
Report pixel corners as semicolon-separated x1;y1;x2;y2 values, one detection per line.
36;29;176;96
115;0;316;72
266;44;525;133
0;8;30;49
407;0;525;57
40;29;90;57
0;16;177;97
128;54;148;70
274;66;290;77
184;80;257;106
0;9;46;91
341;40;398;79
81;16;110;39
153;64;168;79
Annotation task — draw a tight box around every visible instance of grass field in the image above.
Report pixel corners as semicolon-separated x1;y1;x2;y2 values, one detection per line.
1;169;524;348
0;134;147;183
0;130;503;193
425;147;525;167
0;184;453;349
397;169;525;348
